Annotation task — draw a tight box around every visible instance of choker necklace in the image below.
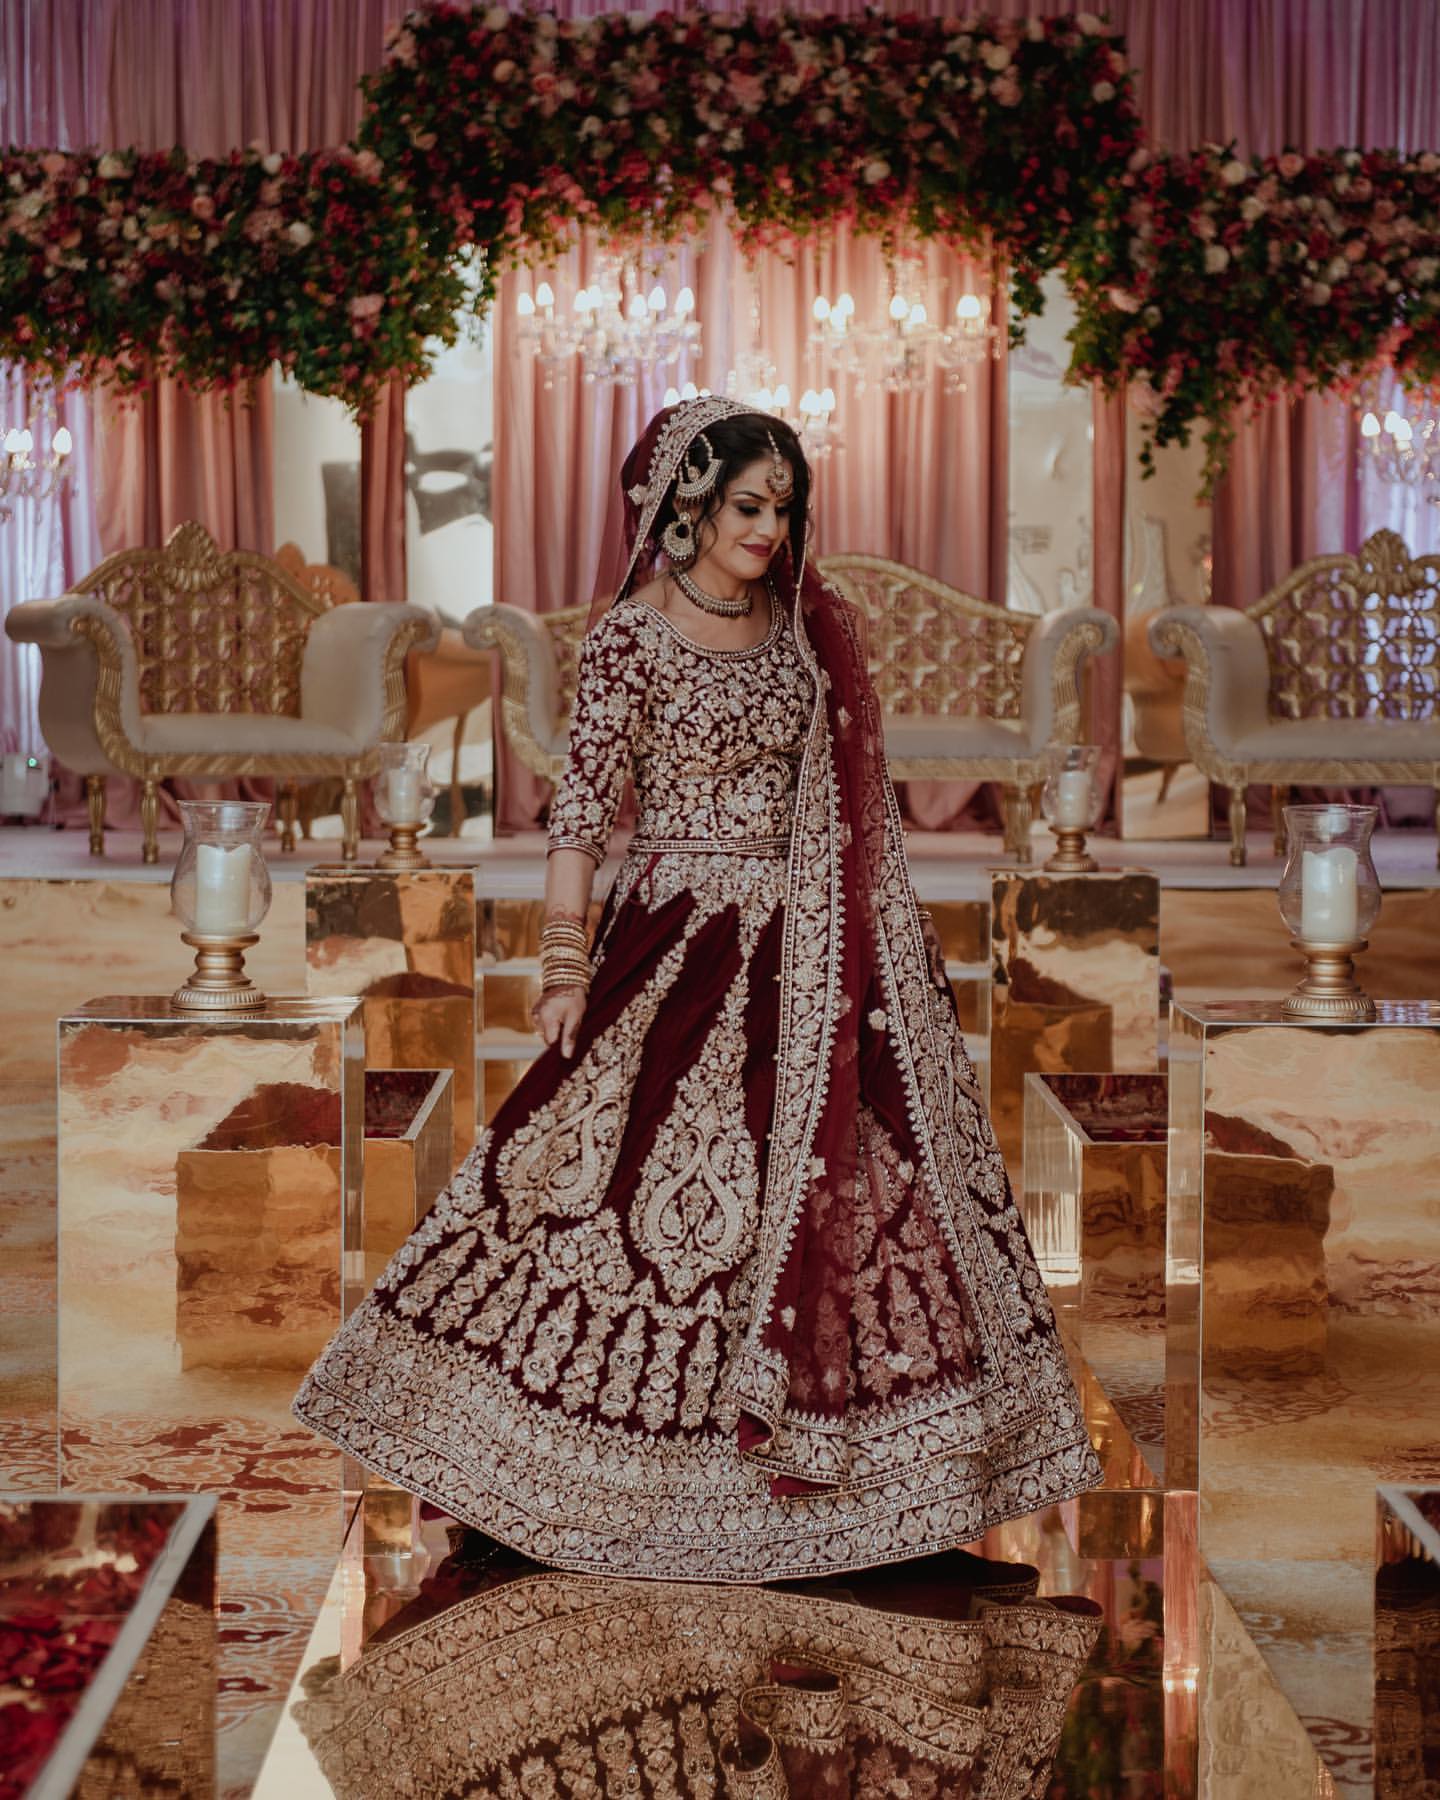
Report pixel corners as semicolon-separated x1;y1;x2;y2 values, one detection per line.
672;566;753;618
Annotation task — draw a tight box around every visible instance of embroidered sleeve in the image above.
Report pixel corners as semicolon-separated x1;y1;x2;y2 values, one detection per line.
547;605;651;864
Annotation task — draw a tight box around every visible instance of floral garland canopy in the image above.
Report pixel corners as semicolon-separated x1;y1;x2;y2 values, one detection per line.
3;3;1440;483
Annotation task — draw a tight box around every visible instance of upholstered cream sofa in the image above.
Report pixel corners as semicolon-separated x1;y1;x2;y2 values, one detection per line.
6;520;438;863
1149;528;1440;866
465;555;1117;860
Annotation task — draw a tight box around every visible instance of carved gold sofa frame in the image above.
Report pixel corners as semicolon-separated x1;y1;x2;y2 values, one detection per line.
464;555;1117;860
5;520;438;863
1150;529;1440;866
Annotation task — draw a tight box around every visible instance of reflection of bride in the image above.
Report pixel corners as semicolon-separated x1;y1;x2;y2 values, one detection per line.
294;1546;1102;1798
294;396;1102;1581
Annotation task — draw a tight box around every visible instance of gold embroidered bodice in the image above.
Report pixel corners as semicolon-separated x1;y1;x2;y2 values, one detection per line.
547;593;814;863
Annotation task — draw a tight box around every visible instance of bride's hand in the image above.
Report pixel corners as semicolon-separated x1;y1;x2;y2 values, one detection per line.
532;987;587;1058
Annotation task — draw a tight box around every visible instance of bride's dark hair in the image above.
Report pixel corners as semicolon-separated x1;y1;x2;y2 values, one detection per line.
651;412;811;575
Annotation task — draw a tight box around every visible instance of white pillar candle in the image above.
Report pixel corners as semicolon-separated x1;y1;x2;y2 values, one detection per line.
193;842;251;935
1300;844;1359;941
387;767;422;822
1052;769;1092;829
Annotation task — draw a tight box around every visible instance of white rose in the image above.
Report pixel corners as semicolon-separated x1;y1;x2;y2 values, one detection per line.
1027;18;1044;40
96;152;129;179
1240;196;1266;221
1220;158;1249;186
483;5;508;28
1204;244;1230;273
1419;152;1440;174
1075;11;1104;33
982;43;1011;71
286;221;313;247
1413;255;1439;283
15;190;44;219
261;151;283;175
1306;280;1332;304
1106;285;1142;312
1092;80;1116;102
1325;255;1349;282
863;158;890;184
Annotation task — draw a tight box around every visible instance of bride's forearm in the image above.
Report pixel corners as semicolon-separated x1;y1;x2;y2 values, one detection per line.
544;847;597;930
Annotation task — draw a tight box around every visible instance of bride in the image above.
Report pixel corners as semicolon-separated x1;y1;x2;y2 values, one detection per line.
294;396;1102;1580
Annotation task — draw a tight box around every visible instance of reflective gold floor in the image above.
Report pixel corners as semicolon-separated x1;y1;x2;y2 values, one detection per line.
5;868;1436;1792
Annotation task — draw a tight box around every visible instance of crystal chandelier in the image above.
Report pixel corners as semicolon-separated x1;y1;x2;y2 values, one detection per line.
1356;378;1440;499
0;390;74;522
515;258;700;389
811;281;1001;396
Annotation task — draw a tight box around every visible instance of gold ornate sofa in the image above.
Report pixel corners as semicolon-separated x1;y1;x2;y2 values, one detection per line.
1149;529;1440;866
464;556;1117;860
5;520;438;863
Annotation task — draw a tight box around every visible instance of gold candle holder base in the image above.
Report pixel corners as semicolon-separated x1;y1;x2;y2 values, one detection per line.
1043;825;1098;874
173;932;266;1011
1282;937;1376;1022
377;823;430;871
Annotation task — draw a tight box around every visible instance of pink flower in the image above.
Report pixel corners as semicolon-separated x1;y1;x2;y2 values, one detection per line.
1092;80;1116;103
730;71;766;110
40;152;67;177
1107;286;1143;312
191;193;215;219
1344;237;1368;262
493;59;516;82
991;71;1021;106
350;293;384;320
1278;151;1306;180
353;149;382;181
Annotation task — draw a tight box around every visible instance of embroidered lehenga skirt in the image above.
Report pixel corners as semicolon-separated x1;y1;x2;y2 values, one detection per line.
294;592;1101;1581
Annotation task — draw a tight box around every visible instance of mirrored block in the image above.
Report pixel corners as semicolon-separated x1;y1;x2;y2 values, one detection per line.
1168;1001;1440;1772
0;1493;216;1799
479;1047;542;1125
989;868;1160;1167
363;1069;453;1283
57;996;361;1496
307;866;476;1164
1023;1072;1168;1315
1376;1484;1440;1797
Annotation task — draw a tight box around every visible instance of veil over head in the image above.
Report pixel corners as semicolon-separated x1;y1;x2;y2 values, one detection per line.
587;396;806;633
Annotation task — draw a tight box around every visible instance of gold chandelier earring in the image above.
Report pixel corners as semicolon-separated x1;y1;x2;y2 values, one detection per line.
661;502;699;568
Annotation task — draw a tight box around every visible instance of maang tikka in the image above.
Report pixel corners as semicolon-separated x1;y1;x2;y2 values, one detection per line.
765;431;795;503
661;432;723;568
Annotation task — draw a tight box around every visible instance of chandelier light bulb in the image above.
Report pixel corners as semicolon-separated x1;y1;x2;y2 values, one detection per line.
3;429;23;456
835;293;855;318
813;295;831;322
17;429;34;455
1360;411;1381;437
908;302;928;328
773;383;791;410
800;389;819;415
1394;416;1415;444
626;293;648;323
52;427;72;457
956;293;984;321
517;291;536;318
1384;409;1406;435
535;281;555;310
820;387;836;413
888;294;910;323
647;284;667;313
675;286;695;316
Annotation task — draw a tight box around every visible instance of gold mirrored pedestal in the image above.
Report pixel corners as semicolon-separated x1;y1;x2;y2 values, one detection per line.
1169;1001;1440;1779
307;866;476;1164
0;1493;216;1799
1375;1484;1440;1797
989;868;1161;1169
56;996;362;1499
1023;1071;1169;1475
362;1069;453;1284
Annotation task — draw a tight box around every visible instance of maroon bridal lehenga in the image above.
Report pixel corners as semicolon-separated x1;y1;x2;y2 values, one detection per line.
294;398;1102;1581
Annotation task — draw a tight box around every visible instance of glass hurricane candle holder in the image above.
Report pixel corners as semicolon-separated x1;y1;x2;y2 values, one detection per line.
1277;803;1382;1020
170;801;272;1010
376;742;435;870
1041;744;1102;872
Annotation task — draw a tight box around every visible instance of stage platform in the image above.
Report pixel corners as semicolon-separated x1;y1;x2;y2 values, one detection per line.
4;820;1439;892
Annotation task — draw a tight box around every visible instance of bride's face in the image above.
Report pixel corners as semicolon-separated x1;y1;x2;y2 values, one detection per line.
698;455;791;586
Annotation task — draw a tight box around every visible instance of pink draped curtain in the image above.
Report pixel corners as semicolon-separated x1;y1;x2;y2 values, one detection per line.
0;0;398;793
